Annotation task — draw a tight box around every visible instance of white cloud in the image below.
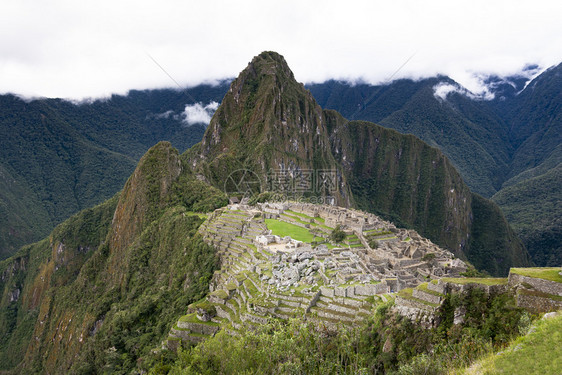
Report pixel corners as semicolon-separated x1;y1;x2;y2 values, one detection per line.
146;110;175;120
0;0;561;99
182;102;219;126
433;83;462;100
433;81;494;101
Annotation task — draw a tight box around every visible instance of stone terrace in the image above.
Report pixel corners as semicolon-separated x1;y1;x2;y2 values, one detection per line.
167;202;468;346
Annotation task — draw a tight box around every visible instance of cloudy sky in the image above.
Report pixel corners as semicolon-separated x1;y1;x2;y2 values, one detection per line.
1;0;561;99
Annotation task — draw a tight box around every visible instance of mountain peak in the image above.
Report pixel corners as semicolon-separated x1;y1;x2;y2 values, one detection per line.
243;51;295;82
194;51;351;205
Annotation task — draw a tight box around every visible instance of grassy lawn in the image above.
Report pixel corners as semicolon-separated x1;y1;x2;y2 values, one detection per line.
186;211;209;219
265;219;317;243
511;267;562;283
440;277;508;286
285;210;314;221
417;282;445;296
464;314;562;374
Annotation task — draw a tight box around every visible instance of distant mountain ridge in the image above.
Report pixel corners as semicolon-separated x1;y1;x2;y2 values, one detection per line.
0;84;229;259
308;63;561;266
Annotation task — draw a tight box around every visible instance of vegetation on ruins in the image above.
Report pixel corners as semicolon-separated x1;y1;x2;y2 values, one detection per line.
330;225;347;243
163;288;535;374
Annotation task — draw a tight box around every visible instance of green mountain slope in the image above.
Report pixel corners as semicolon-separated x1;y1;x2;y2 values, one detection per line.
308;65;561;267
0;142;227;374
492;64;562;266
0;84;229;260
308;78;513;197
502;63;562;178
0;163;51;259
492;164;561;266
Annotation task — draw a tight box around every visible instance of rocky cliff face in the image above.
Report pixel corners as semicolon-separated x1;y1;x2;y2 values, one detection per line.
327;110;472;256
191;51;352;206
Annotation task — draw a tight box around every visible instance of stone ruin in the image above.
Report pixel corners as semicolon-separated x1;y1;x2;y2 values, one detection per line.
166;201;469;348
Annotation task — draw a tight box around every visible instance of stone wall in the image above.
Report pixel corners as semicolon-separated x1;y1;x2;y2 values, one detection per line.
508;273;562;297
515;291;562;314
444;281;509;295
393;297;438;328
427;281;446;294
412;289;442;305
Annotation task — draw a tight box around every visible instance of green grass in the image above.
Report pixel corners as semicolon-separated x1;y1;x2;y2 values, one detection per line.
264;219;316;243
510;267;562;283
440;277;508;286
416;282;445;297
235;273;247;283
463;314;562;374
186;211;209;219
397;288;440;308
244;279;259;298
189;299;215;313
210;289;229;299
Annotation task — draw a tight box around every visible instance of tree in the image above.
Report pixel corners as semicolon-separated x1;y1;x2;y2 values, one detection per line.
330;225;346;243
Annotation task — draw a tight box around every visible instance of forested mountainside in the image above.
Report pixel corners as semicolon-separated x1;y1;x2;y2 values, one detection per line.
0;142;227;373
0;83;228;259
308;63;561;266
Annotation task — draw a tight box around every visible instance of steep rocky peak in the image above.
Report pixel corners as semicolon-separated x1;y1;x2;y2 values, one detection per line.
108;141;182;278
200;51;324;156
244;51;295;82
195;51;351;206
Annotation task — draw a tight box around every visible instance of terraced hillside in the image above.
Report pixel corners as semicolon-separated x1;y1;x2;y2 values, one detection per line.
166;202;467;346
394;268;562;327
